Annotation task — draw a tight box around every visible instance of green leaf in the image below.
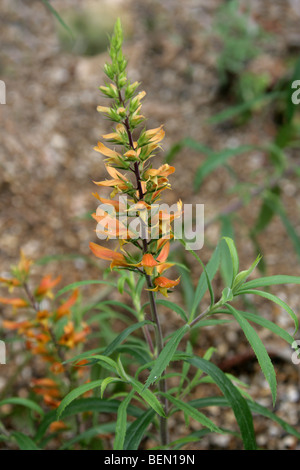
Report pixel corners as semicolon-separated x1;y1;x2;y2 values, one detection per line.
163;393;223;433
56;380;103;419
189;396;300;440
12;432;40;450
266;195;300;260
223;237;239;286
154;430;215;450
237;311;295;345
114;390;135;450
190;242;221;320
97;300;138;316
155;299;188;322
101;377;125;398
208;92;282;124
236;289;298;334
227;304;277;405
219;228;234;286
240;275;300;290
194;145;255;190
220;287;234;303
179;239;214;309
35;398;143;443
41;0;74;39
130;378;165;417
115;344;152;365
0;397;44;416
124;408;155;450
232;254;262;292
80;354;119;373
103;320;153;357
55;280;117;298
186;356;256;450
191;318;233;329
62;347;105;365
143;324;190;390
59;423;117;450
165;137;213;164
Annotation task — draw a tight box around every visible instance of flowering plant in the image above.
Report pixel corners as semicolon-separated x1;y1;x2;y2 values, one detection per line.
1;19;300;451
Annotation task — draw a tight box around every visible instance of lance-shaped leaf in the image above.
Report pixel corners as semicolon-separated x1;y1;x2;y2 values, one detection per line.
162;393;223;434
143;324;190;390
114;390;135;450
226;305;277;406
56;380;103;419
124;408;155;450
186;356;256;450
235;289;298;334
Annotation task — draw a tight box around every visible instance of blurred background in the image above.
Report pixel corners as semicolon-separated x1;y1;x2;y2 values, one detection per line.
0;0;300;449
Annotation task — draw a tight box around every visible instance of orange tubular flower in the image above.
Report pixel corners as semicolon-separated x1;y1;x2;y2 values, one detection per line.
132;241;173;275
89;242;129;269
94;141;123;165
93;166;131;197
0;277;21;291
35;275;61;299
56;289;79;319
92;211;135;240
0;297;28;308
2;320;32;331
92;194;126;213
152;276;180;297
144;164;175;188
59;321;90;349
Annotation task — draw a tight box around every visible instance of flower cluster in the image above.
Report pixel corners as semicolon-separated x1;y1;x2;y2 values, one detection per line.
90;19;181;297
0;251;90;408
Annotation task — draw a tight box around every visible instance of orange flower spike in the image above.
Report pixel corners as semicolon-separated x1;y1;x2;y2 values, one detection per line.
35;275;62;299
0;297;28;308
56;289;79;319
152;276;180;297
